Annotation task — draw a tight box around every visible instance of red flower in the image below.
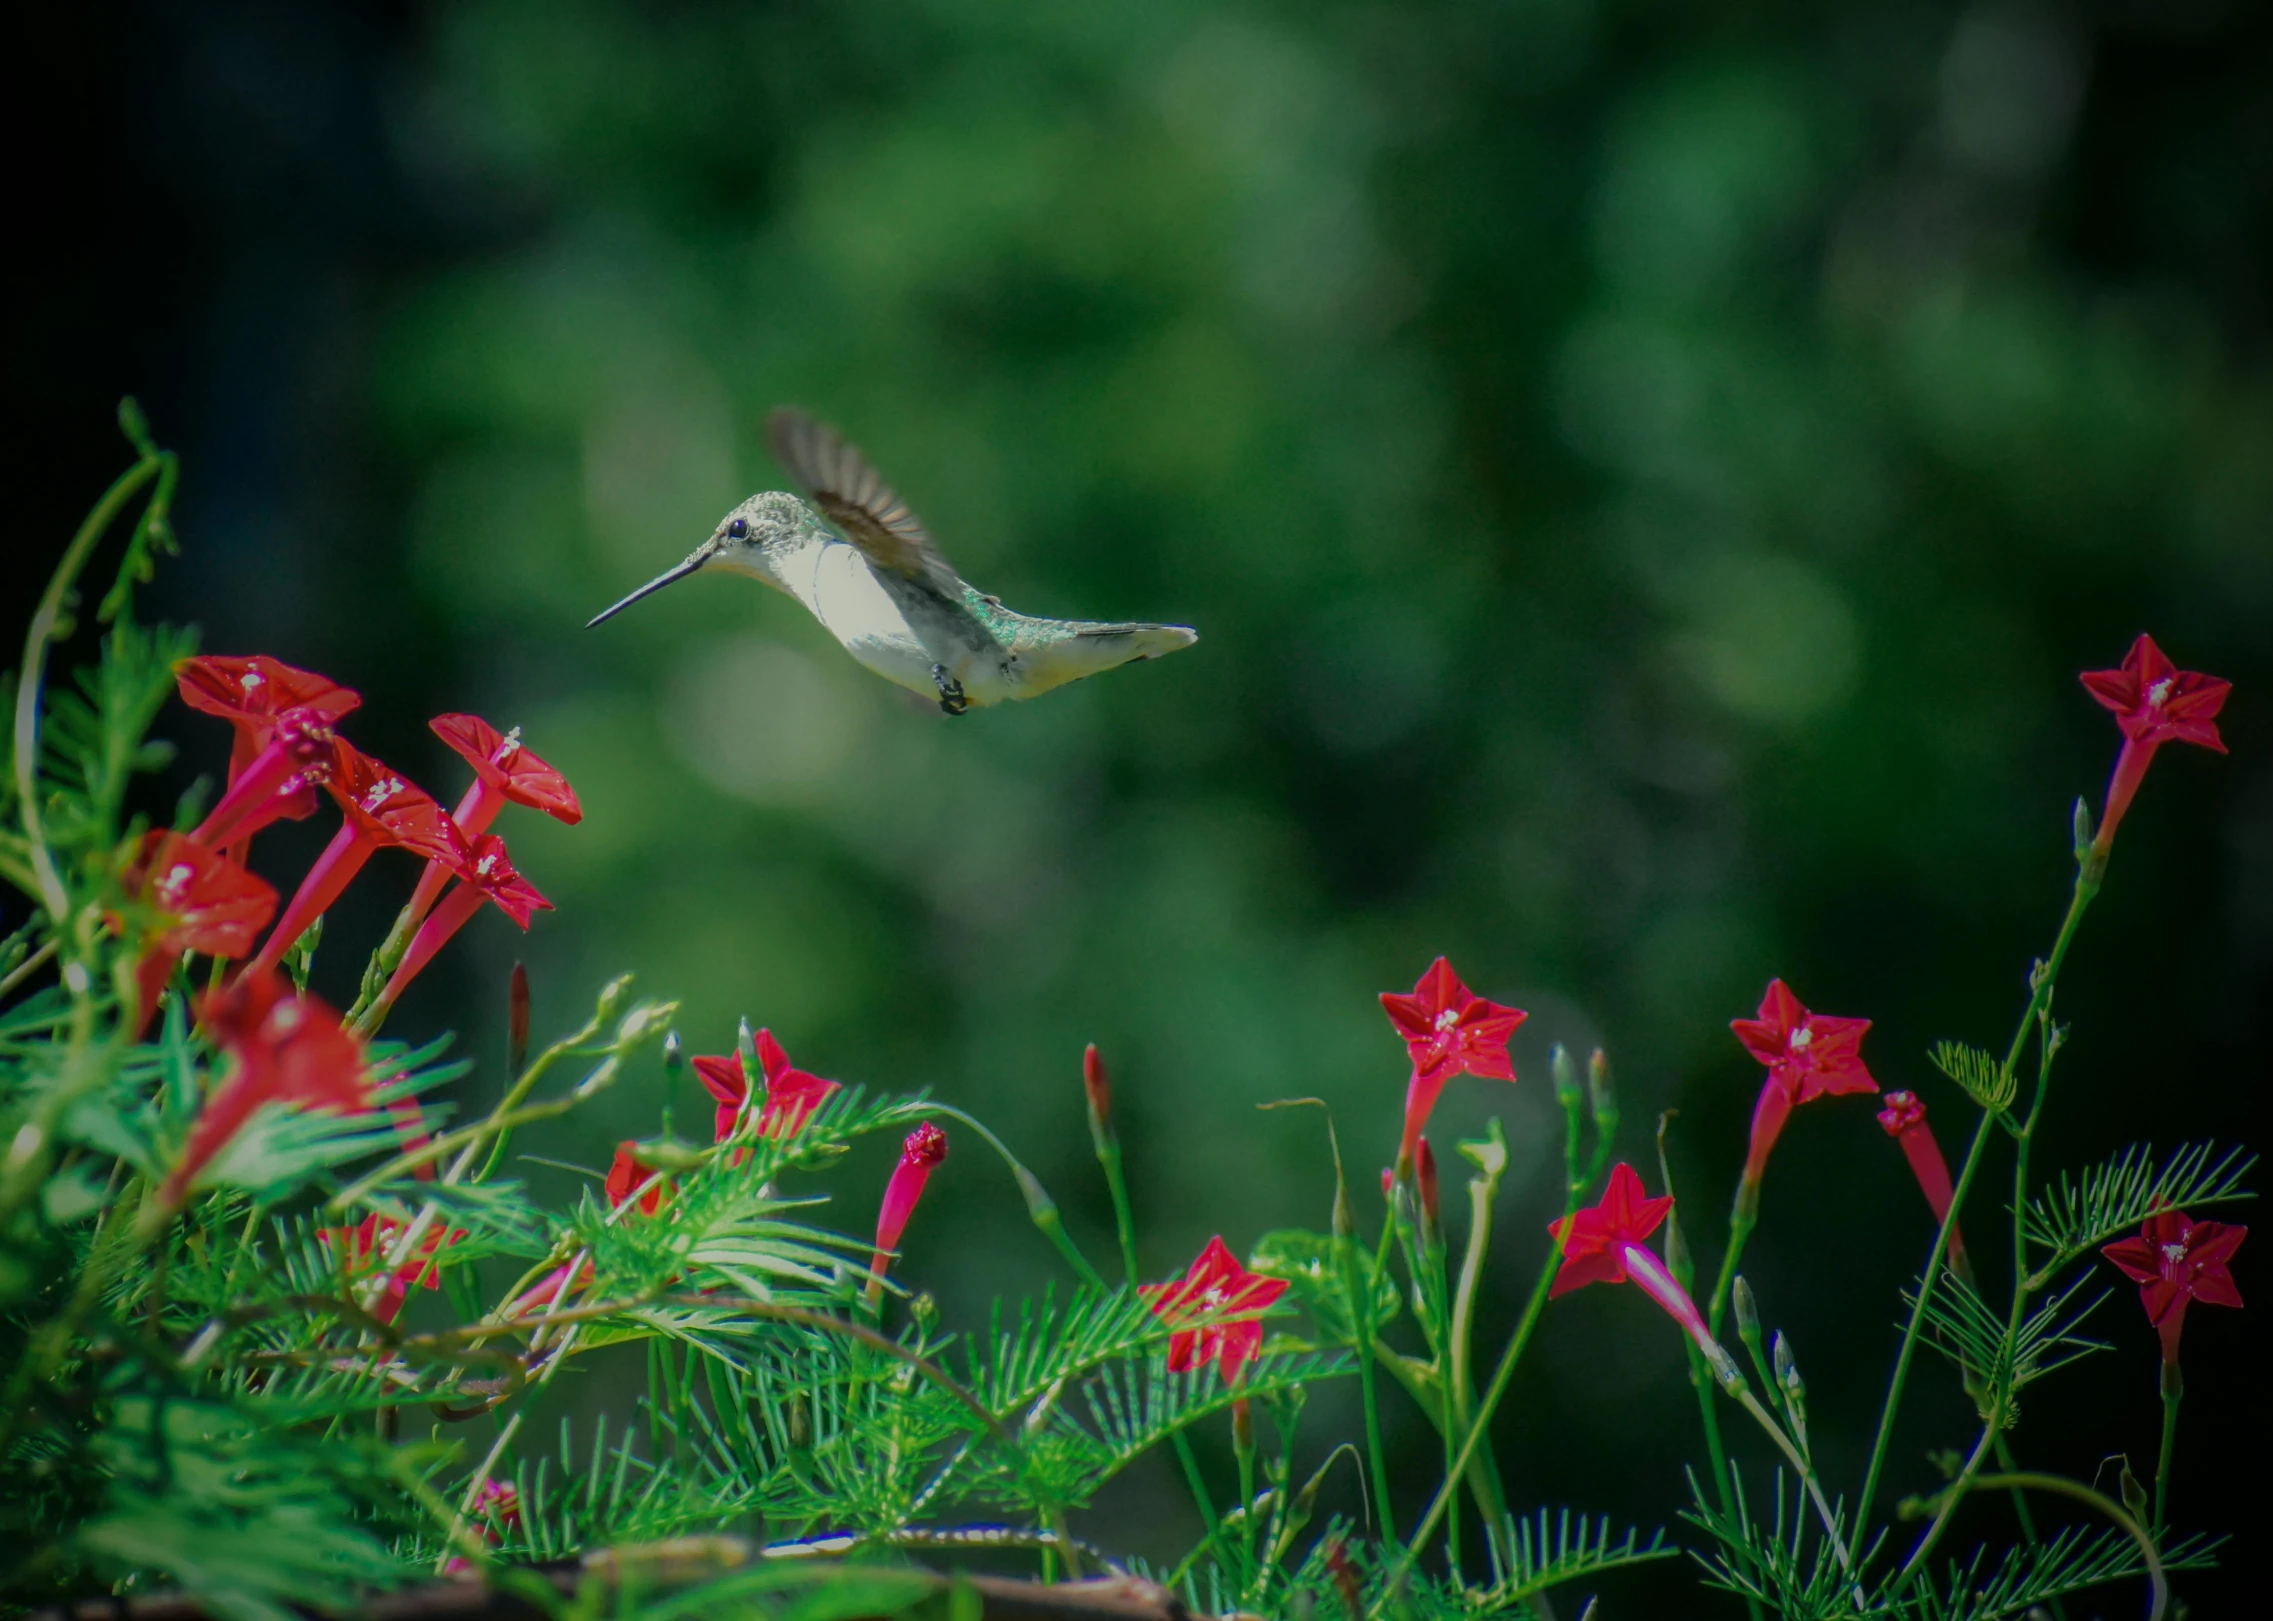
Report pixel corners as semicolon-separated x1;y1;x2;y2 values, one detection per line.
2101;1209;2246;1364
246;744;470;979
177;656;361;855
1380;957;1525;1168
406;715;582;929
1877;1091;1969;1277
191;706;348;850
1140;1236;1290;1383
691;1030;842;1146
1731;979;1877;1189
605;1142;667;1215
323;1212;465;1324
2080;635;2231;856
443;1478;523;1571
162;969;373;1205
1547;1162;1719;1362
123;832;277;1038
867;1122;948;1291
361;834;550;1025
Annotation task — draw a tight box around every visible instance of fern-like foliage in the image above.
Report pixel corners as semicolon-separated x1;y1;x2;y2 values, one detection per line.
1908;1267;2108;1408
1686;1469;1882;1621
1926;1041;2016;1115
1479;1506;1675;1602
1904;1524;2220;1620
2022;1140;2256;1275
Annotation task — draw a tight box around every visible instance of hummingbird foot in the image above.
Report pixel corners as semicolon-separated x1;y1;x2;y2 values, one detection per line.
930;665;971;716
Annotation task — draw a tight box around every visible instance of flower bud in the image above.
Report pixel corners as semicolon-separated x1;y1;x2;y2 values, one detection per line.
2071;796;2094;861
1231;1396;1254;1455
1414;1136;1441;1234
1587;1048;1616;1134
1732;1275;1760;1348
1663;1204;1693;1290
1773;1330;1802;1403
1082;1042;1115;1149
1550;1042;1582;1109
2118;1459;2147;1524
912;1292;940;1337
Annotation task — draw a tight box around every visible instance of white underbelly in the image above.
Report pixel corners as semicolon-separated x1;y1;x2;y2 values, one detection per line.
788;543;1019;702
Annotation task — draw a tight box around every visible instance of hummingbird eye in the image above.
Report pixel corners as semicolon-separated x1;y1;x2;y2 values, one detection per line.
727;517;749;540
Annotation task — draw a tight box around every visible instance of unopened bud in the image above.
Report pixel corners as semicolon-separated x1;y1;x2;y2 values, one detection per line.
2072;797;2093;860
1082;1043;1115;1147
786;1391;811;1450
1550;1042;1582;1108
662;1029;683;1071
1231;1396;1253;1454
1733;1276;1760;1347
2118;1459;2147;1524
737;1017;765;1109
1332;1172;1354;1240
1587;1049;1616;1132
912;1292;940;1337
1773;1331;1802;1401
507;961;531;1079
1415;1137;1441;1233
1664;1206;1693;1290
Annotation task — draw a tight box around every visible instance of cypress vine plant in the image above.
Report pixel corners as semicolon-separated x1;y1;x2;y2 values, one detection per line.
0;411;2253;1621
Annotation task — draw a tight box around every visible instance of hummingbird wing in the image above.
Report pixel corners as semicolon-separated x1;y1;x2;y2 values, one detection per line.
765;409;966;602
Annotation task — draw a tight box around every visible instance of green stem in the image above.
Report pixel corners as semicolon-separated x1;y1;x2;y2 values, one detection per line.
1730;1383;1851;1573
2153;1360;2181;1535
1171;1430;1227;1566
1851;1108;1995;1558
1347;1214;1399;1544
1391;1191;1573;1572
1854;860;2098;1555
14;452;162;921
1098;1138;1141;1287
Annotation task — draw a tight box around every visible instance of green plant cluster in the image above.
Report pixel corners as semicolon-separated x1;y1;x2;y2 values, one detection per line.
0;422;2256;1621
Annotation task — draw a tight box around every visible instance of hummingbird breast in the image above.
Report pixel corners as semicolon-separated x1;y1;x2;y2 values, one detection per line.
782;541;1017;704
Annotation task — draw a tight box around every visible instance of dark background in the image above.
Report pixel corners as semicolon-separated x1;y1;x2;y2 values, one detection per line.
9;0;2268;1608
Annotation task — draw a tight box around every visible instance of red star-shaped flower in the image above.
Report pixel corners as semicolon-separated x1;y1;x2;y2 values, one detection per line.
692;1030;842;1145
1547;1162;1675;1297
123;831;278;1037
1544;1162;1727;1366
1140;1236;1290;1383
2102;1209;2246;1364
2079;635;2232;855
1732;979;1877;1189
1380;957;1526;1168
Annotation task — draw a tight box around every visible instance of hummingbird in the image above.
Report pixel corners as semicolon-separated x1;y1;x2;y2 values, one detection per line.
587;408;1198;714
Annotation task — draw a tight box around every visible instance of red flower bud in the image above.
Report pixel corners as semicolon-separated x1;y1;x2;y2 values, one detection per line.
866;1123;948;1300
1876;1090;1969;1278
1082;1043;1113;1142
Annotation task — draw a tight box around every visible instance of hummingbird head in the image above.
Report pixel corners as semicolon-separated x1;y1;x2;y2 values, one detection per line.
586;491;817;628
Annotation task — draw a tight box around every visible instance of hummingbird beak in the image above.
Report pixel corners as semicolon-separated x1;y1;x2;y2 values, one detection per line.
585;542;717;628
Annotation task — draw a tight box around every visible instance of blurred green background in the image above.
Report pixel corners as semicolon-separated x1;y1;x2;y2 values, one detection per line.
13;0;2269;1604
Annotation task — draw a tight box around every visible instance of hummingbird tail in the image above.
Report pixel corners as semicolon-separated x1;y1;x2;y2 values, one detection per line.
1011;620;1197;698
